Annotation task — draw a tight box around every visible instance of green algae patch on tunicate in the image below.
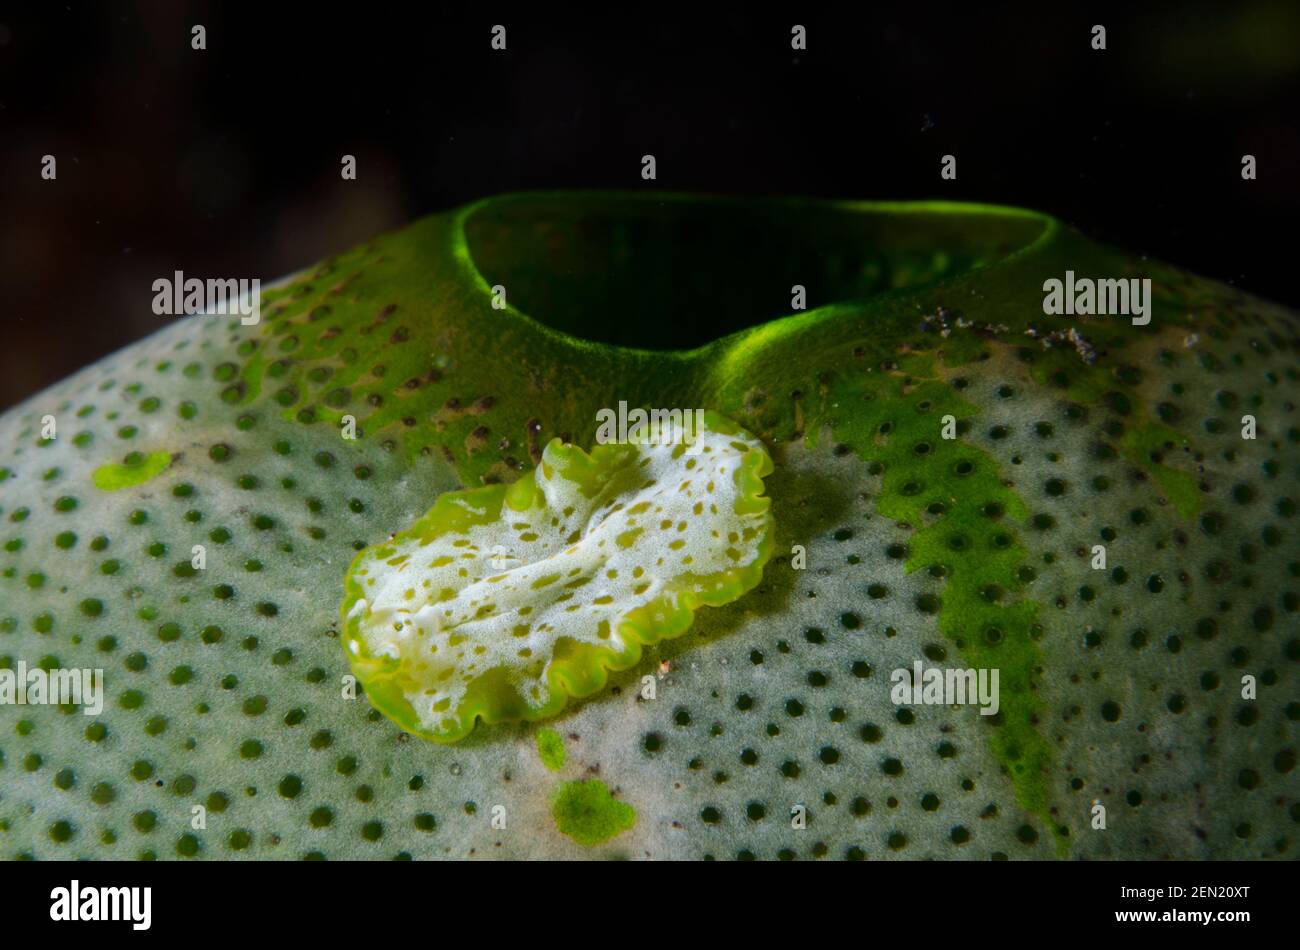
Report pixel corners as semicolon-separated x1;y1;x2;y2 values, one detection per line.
340;410;775;743
820;351;1064;851
1020;346;1206;522
91;450;172;491
1119;421;1201;519
551;779;636;846
536;728;566;771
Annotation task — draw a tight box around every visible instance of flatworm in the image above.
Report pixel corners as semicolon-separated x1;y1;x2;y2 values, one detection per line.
340;410;774;742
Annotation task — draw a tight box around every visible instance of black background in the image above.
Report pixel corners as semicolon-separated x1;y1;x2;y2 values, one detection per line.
2;2;1298;409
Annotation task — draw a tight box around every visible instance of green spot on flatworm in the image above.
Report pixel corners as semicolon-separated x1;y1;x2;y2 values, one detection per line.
92;451;172;491
341;410;774;743
536;728;566;771
551;779;636;846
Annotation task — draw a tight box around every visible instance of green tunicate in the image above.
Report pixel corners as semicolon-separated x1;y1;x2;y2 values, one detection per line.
0;193;1293;862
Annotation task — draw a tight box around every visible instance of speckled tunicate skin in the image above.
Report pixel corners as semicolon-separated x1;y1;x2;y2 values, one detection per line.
0;193;1295;860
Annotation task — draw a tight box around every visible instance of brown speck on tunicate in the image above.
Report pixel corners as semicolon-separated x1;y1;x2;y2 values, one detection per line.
328;272;360;296
525;419;544;463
